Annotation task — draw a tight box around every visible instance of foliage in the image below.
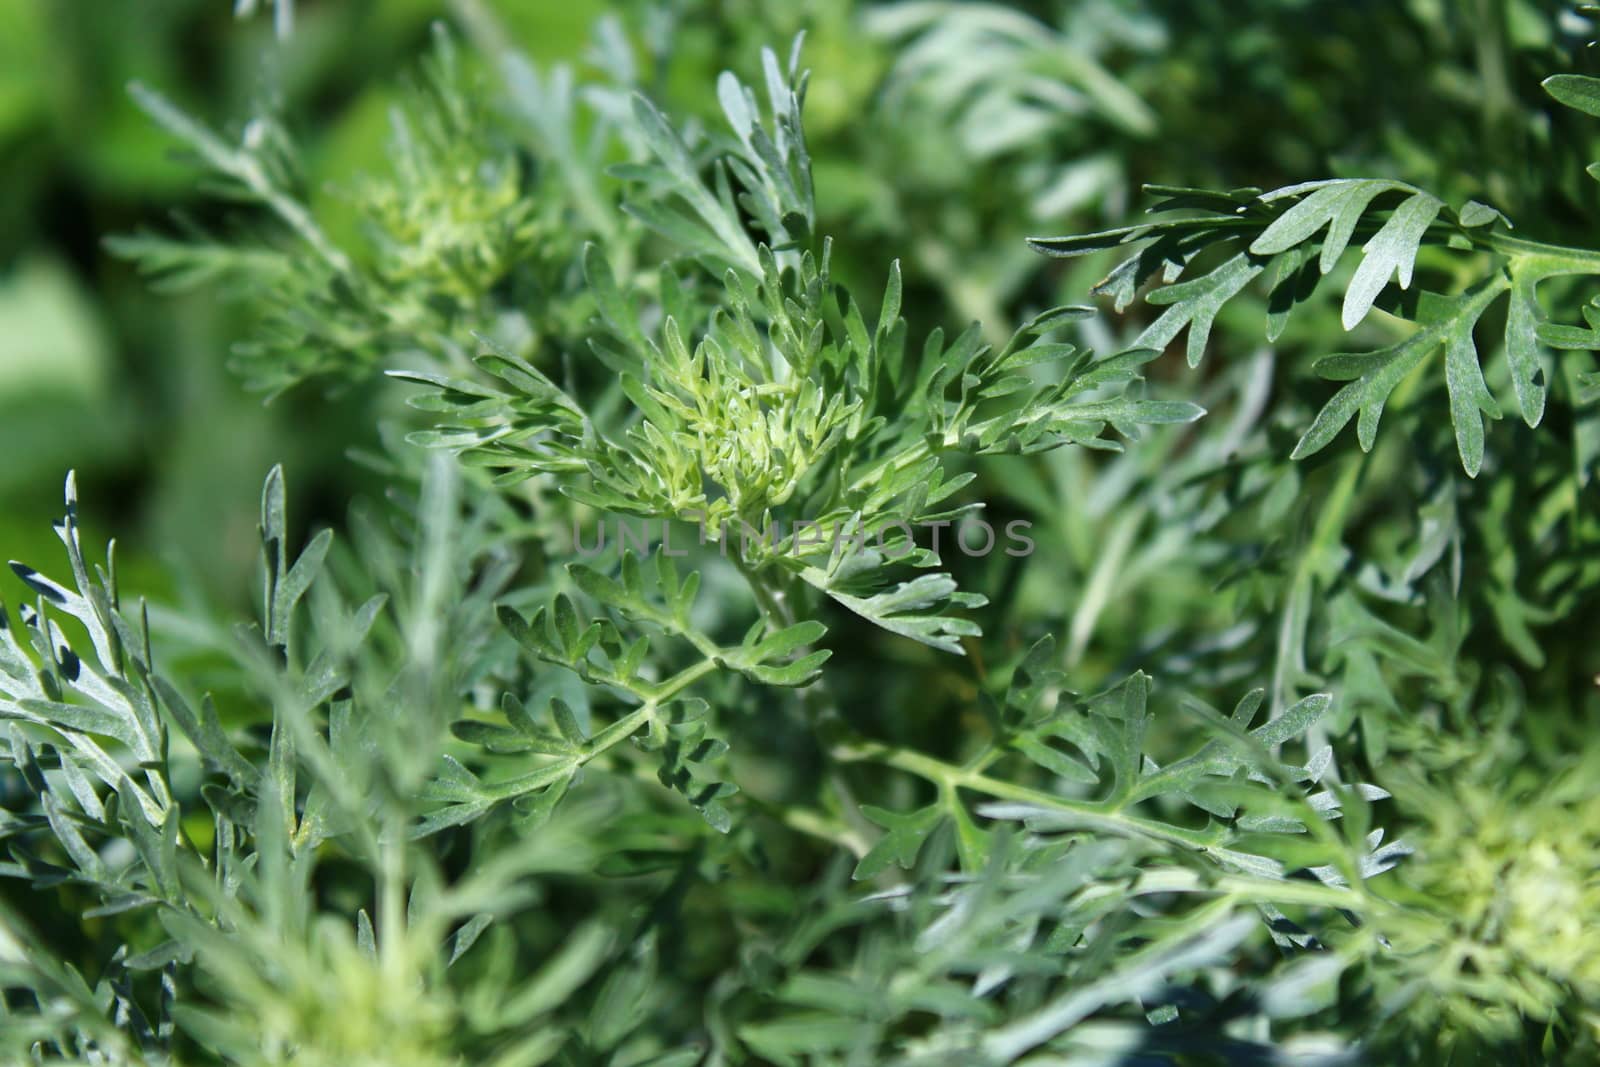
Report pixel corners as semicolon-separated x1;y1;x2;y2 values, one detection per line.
3;2;1599;1066
1030;177;1600;476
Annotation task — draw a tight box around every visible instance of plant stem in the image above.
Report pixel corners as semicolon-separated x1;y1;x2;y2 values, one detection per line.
831;734;1385;912
731;552;794;628
729;554;884;852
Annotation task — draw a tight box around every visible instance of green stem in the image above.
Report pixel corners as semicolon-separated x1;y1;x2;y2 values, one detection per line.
378;811;405;983
481;703;654;804
832;736;1389;912
730;555;883;851
749;790;872;858
1271;452;1362;717
1066;506;1143;669
732;553;795;628
1474;233;1600;272
647;657;720;703
832;737;1211;851
481;652;719;809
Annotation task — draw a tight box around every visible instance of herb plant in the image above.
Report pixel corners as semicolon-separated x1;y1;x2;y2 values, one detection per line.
2;4;1598;1066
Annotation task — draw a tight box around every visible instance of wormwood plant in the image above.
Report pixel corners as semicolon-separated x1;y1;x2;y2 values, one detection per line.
3;5;1599;1066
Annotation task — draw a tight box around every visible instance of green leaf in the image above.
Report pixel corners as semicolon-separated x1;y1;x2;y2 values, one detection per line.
852;804;941;879
1457;200;1504;228
1138;254;1265;368
551;698;587;746
1536;322;1600;349
1019;304;1095;336
1250;180;1398;271
583;243;649;356
1342;191;1442;329
1293;278;1506;463
799;568;982;655
1506;263;1549;427
1544;73;1600;118
1443;319;1500;477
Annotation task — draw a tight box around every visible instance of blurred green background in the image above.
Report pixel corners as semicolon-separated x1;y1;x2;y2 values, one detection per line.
1;0;1592;621
0;0;621;615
